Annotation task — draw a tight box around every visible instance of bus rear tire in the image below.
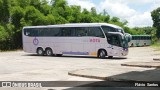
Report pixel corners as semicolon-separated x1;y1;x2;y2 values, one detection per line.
45;48;53;56
98;50;106;59
37;48;44;56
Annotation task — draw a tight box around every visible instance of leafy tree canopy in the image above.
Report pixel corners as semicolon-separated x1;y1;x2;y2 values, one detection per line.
0;0;156;50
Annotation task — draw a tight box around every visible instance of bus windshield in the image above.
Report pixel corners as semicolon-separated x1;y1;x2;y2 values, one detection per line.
101;26;124;34
107;33;122;47
123;35;129;48
106;32;128;48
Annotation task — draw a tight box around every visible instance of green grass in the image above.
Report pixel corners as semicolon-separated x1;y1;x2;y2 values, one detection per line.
151;42;160;50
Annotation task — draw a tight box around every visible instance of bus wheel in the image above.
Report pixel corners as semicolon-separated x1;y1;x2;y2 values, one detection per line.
45;48;53;56
37;48;44;56
131;43;134;47
98;50;106;59
108;56;113;59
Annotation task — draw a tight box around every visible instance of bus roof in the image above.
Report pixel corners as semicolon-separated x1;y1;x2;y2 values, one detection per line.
23;23;123;29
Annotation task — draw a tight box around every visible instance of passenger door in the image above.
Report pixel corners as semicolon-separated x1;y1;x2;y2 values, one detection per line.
83;27;105;56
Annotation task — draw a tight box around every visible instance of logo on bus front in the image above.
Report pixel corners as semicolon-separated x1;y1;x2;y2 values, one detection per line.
33;37;39;45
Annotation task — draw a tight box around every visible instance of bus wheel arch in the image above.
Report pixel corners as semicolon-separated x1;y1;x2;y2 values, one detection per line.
37;47;44;56
45;47;53;56
131;43;134;47
97;49;107;59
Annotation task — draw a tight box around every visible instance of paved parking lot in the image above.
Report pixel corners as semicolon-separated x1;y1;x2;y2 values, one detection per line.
0;47;160;90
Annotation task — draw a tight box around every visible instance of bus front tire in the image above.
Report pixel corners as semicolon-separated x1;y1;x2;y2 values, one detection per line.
45;48;53;56
37;48;44;56
98;50;106;59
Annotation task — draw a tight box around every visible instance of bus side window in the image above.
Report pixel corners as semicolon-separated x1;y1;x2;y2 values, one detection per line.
88;27;105;38
24;28;38;37
132;36;135;40
45;28;54;36
142;36;144;40
135;36;138;40
70;27;76;36
61;28;72;36
107;36;111;44
144;36;146;40
107;35;120;46
32;29;38;36
75;27;88;36
38;28;45;36
53;28;61;36
148;36;151;40
112;36;120;46
88;27;96;36
101;26;116;34
24;29;30;36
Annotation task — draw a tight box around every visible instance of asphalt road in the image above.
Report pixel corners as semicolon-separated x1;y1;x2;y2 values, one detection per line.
0;47;160;90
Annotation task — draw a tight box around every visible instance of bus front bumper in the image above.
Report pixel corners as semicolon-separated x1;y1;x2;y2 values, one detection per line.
120;48;128;56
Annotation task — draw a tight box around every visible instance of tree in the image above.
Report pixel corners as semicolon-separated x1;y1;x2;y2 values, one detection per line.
70;5;81;23
51;0;67;8
40;3;51;16
99;15;110;23
10;6;24;28
16;0;31;8
81;9;93;23
151;7;160;38
0;25;9;41
111;17;120;22
0;0;10;24
91;7;97;16
30;0;41;10
55;16;68;24
1;0;146;50
24;6;45;25
102;9;108;16
46;14;56;24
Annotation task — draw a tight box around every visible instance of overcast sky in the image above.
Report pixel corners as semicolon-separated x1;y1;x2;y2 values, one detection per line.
66;0;160;27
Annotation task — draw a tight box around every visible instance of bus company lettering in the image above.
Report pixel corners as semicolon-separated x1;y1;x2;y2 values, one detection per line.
90;38;100;43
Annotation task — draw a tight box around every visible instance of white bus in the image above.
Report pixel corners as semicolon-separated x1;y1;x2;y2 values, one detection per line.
128;35;151;47
23;23;131;59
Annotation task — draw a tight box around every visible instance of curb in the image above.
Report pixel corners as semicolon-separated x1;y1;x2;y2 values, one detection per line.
153;58;160;61
121;63;160;68
68;70;136;81
68;68;160;81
